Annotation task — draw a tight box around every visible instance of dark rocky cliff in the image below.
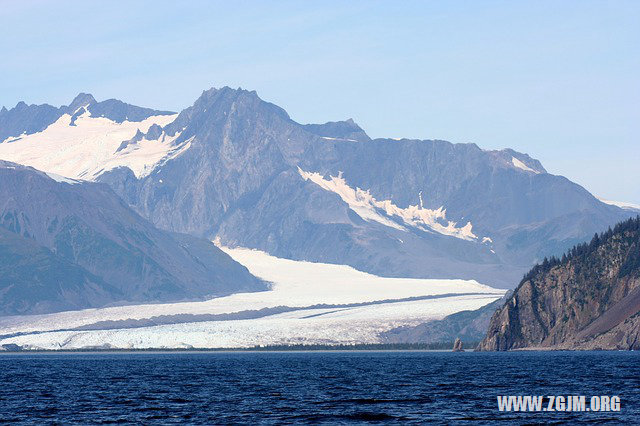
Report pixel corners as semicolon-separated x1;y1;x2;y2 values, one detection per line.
478;216;640;350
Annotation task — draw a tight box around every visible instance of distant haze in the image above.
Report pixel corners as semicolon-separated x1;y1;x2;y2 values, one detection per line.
1;1;638;203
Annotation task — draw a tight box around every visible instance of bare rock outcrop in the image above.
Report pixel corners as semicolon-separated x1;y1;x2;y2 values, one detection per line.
452;338;464;352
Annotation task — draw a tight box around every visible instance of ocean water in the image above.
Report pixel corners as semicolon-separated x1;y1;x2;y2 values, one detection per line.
0;351;637;424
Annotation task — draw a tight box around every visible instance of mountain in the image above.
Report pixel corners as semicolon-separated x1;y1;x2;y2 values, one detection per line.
478;216;640;350
95;88;632;287
0;161;266;316
0;88;634;288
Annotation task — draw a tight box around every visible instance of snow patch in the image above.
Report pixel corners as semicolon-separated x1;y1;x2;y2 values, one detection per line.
511;157;539;174
298;167;477;241
44;172;81;185
321;136;358;142
597;197;640;211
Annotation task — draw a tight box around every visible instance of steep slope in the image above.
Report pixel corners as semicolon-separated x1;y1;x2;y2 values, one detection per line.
0;227;118;315
0;161;265;315
1;87;632;288
478;216;640;350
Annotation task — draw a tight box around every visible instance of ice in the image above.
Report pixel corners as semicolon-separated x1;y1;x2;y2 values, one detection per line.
2;295;500;350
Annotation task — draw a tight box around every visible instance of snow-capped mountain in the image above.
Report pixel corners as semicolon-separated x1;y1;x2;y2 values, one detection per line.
0;161;265;315
0;93;174;143
0;88;633;289
0;94;178;180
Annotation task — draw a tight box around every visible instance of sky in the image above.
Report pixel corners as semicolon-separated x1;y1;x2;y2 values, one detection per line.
1;1;638;203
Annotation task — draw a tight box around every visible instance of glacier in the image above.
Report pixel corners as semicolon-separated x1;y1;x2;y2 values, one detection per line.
0;247;504;349
0;108;179;180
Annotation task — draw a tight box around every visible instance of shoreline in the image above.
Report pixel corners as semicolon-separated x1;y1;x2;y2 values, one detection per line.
0;342;470;353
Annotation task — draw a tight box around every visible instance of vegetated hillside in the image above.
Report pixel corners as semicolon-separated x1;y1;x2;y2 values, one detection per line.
0;161;265;316
478;216;640;350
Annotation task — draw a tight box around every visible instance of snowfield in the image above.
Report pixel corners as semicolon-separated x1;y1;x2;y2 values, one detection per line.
0;109;179;180
0;247;505;349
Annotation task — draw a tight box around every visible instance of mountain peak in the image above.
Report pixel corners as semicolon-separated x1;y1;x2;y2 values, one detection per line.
179;86;291;126
67;93;97;113
197;86;263;104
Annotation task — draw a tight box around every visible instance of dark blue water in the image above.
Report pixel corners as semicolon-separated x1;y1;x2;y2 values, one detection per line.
0;351;637;424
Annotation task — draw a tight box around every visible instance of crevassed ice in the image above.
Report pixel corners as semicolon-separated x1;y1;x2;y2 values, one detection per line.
298;167;477;241
0;109;181;180
0;295;502;350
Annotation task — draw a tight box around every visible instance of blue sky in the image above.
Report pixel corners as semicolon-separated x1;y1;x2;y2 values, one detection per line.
1;1;638;203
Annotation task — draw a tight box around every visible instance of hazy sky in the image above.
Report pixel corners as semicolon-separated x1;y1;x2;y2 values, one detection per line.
1;1;638;203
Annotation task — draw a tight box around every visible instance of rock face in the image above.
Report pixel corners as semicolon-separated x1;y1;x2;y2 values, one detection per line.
478;216;640;350
452;338;464;352
0;161;266;315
